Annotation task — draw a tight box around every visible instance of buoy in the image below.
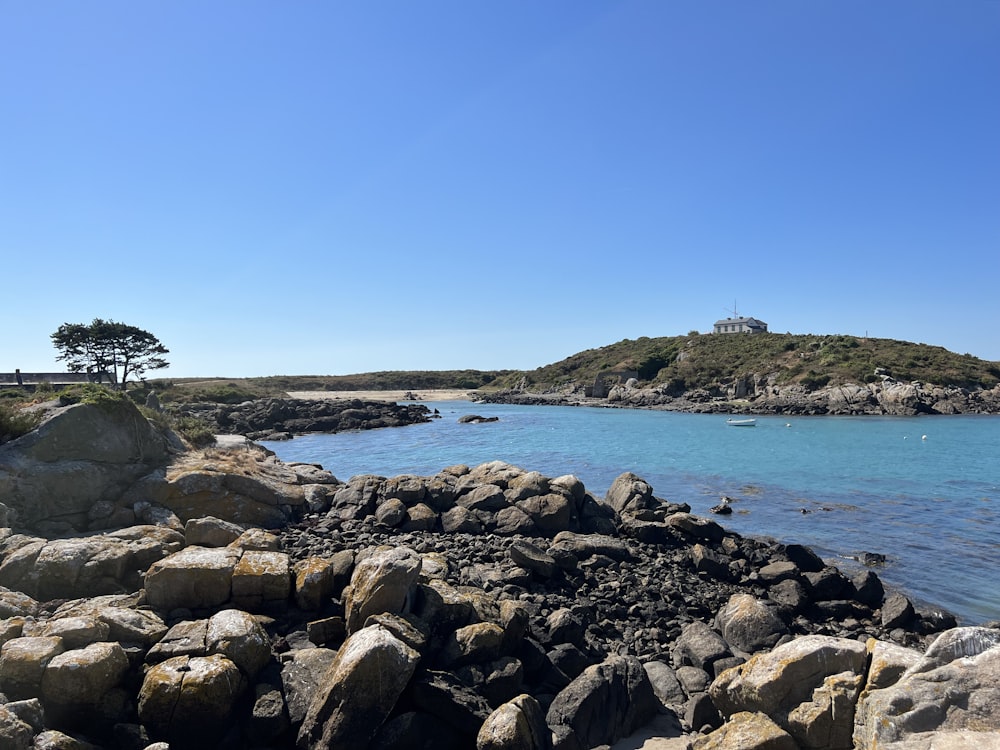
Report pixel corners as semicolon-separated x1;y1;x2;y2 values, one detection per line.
785;423;791;428
922;435;927;441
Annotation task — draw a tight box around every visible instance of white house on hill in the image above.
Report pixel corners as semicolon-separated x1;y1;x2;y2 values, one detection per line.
713;316;768;334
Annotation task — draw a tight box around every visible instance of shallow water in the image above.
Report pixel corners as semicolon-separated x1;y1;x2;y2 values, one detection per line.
262;402;1000;624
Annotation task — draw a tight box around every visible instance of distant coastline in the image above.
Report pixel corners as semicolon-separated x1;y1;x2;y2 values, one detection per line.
286;388;475;403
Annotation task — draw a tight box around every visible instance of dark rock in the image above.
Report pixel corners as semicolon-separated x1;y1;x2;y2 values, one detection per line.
671;621;731;672
852;570;886;608
509;541;557;579
643;660;686;706
757;561;801;585
371;711;464;750
545;655;658;749
666;513;724;543
480;657;525;708
804;567;855;601
684;691;722;732
409;669;494;738
768;578;810;613
858;551;887;566
779;543;826;572
547;643;593;681
545;608;586;649
714;594;788;654
882;592;916;629
691;544;732;581
674;666;711;696
246;682;289;744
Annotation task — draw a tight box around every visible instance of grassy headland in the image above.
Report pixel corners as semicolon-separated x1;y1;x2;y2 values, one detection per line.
495;333;1000;393
136;334;1000;403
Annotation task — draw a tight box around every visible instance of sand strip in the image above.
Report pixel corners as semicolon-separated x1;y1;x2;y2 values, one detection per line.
286;389;475;402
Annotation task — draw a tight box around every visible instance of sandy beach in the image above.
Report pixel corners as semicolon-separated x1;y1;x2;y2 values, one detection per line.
286;389;476;402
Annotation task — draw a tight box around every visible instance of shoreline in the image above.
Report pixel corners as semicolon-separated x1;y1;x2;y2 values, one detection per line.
286;388;475;402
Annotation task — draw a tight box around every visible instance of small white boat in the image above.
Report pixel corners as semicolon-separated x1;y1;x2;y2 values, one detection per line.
726;418;756;427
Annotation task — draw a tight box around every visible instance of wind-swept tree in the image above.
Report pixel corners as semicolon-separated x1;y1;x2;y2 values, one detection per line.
51;319;169;389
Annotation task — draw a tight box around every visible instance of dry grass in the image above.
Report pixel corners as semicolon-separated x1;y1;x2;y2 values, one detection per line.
166;441;270;479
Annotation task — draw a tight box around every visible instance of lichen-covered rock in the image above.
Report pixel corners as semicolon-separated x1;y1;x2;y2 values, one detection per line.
439;622;505;669
144;545;241;612
785;669;863;749
138;654;247;747
860;638;920;699
0;704;35;750
854;627;1000;748
184;516;244;547
297;624;420;749
692;711;798;750
30;729;102;749
0;637;65;700
294;556;336;610
0;529;180;600
476;694;552;750
0;400;174;532
709;635;867;720
205;609;271;678
229;527;283;551
145;619;208;664
714;593;788;654
344;546;422;635
230;550;291;611
40;642;129;707
0;587;38;619
49;597;168;647
38;616;111;650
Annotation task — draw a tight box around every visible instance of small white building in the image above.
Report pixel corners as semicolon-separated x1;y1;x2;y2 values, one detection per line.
713;316;768;334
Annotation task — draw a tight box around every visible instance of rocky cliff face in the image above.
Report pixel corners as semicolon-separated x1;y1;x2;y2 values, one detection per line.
602;376;1000;415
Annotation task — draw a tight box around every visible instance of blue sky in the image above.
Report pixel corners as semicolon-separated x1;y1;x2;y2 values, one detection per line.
3;2;998;378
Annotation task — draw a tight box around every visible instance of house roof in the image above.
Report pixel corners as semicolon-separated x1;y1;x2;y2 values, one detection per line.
714;317;767;327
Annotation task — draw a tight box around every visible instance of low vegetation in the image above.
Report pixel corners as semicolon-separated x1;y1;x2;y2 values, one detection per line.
144;370;513;403
138;336;1000;400
0;383;217;448
0;402;43;444
494;333;1000;393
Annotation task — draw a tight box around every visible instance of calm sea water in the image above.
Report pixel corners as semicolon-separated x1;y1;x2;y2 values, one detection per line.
261;401;1000;625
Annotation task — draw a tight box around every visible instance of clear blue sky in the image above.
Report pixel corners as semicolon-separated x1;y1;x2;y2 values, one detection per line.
3;2;998;378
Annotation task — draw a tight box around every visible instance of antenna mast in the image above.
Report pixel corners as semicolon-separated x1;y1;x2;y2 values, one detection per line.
726;299;739;318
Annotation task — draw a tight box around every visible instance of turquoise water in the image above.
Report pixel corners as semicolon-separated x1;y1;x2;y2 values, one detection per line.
262;402;1000;624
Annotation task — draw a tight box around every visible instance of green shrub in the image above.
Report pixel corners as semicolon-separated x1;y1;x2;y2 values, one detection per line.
801;373;831;391
173;416;217;447
57;383;128;408
0;403;43;443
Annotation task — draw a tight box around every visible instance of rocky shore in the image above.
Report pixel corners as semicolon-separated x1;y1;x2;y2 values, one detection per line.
1;397;998;749
174;397;435;441
474;375;1000;416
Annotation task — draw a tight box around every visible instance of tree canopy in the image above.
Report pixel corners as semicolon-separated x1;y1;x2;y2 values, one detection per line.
51;319;169;389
